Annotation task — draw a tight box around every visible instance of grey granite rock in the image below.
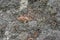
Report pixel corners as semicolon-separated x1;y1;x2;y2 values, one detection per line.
0;0;60;40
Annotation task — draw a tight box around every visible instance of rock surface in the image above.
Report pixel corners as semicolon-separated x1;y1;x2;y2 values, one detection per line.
0;0;60;40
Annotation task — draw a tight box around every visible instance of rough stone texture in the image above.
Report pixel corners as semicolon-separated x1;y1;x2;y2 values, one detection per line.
0;0;60;40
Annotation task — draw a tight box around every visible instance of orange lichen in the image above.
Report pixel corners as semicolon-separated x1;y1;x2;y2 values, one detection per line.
27;38;34;40
33;31;38;38
17;15;32;23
